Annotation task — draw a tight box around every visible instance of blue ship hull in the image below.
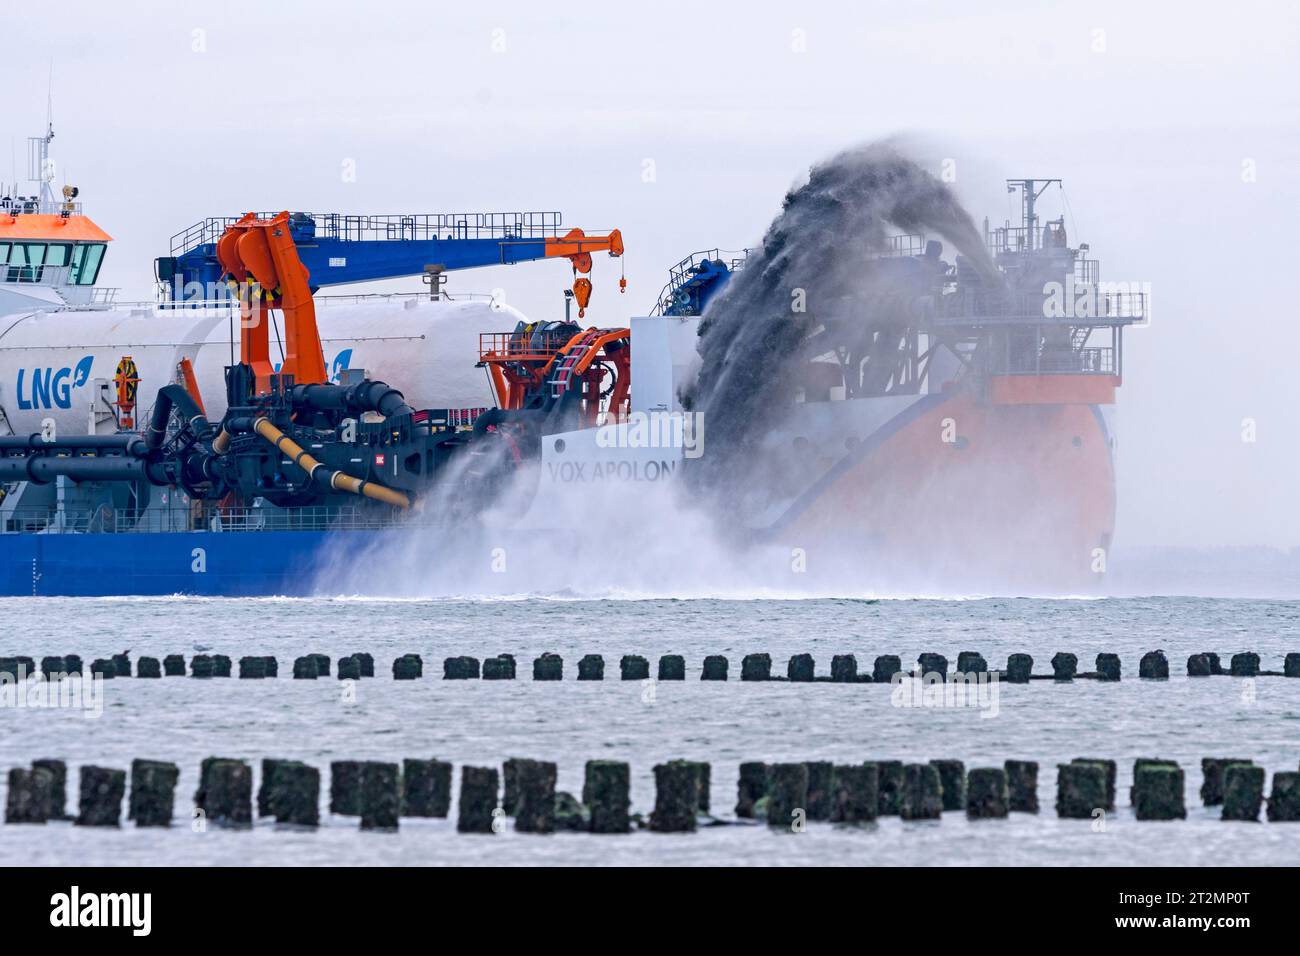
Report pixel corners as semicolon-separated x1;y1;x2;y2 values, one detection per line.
0;530;399;597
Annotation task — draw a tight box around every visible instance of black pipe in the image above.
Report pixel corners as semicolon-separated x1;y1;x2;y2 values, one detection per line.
0;454;165;485
348;379;414;420
0;384;211;487
470;407;545;439
0;434;148;454
289;379;414;421
288;382;348;413
146;384;209;452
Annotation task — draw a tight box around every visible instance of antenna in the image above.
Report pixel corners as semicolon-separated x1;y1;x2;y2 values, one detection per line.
1005;179;1061;251
22;61;58;207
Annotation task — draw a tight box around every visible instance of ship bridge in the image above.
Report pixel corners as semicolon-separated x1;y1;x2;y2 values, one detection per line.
0;129;117;314
922;180;1147;403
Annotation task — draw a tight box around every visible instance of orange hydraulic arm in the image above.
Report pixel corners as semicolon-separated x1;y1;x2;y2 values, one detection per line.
216;211;328;393
177;357;207;416
543;228;626;318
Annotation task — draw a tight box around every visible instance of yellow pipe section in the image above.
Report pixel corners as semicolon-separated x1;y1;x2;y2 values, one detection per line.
252;417;410;510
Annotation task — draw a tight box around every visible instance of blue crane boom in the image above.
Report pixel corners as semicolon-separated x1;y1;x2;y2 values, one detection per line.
156;211;624;313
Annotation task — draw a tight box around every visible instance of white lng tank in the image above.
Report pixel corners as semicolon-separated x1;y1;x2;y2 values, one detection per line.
0;296;520;437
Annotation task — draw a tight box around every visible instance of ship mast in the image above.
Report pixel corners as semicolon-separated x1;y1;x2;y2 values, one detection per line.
28;66;56;209
1006;178;1060;251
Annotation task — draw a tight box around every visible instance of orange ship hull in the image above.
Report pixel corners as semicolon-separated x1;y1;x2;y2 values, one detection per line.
769;385;1116;591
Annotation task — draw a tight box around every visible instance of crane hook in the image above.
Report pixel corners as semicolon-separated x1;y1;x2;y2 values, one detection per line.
573;277;593;318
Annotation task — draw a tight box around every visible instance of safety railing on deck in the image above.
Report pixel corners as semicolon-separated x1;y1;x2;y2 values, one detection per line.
885;234;928;257
314;291;501;307
934;289;1146;325
651;236;927;316
0;506;403;535
0;262;56;284
479;330;573;363
144;289;501;313
0;197;83;216
652;248;750;316
1074;258;1099;285
0;268;119;309
998;346;1116;376
170;211;567;257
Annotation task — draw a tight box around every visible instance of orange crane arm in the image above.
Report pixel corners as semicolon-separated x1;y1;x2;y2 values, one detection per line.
543;228;626;318
215;211;328;393
543;227;624;273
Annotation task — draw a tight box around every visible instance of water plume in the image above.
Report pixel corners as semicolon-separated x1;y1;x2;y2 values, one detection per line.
683;140;996;501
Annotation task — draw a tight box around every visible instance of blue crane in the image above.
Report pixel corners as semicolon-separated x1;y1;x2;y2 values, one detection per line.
156;210;624;315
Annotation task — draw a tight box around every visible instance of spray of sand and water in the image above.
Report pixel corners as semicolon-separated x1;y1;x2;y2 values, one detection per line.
682;141;997;503
313;142;1045;599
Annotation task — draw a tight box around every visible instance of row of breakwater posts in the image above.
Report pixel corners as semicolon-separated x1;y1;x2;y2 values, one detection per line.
6;756;1300;830
3;649;1300;682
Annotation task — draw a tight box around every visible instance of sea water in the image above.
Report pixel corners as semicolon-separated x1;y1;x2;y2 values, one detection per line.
0;594;1297;865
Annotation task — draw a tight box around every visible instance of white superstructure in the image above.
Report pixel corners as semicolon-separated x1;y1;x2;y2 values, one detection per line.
0;295;518;438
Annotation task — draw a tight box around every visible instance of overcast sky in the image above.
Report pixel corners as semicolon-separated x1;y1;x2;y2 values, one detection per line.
4;0;1298;549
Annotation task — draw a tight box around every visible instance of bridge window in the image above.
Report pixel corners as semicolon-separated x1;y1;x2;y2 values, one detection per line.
69;242;106;285
3;242;47;282
1;241;103;284
45;243;71;268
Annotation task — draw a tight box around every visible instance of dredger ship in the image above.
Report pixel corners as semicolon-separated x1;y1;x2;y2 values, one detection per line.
0;128;1144;595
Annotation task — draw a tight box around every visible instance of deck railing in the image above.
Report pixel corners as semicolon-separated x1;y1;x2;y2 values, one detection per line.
997;346;1116;376
934;289;1146;326
170;211;567;257
0;197;83;216
0;506;404;535
479;330;573;363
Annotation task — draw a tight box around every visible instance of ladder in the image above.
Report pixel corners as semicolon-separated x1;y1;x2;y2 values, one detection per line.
548;331;602;399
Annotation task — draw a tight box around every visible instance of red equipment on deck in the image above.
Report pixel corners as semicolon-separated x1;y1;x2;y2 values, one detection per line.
113;356;139;430
478;324;631;427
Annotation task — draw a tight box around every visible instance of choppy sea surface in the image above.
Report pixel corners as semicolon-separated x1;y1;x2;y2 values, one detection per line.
1;594;1298;866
